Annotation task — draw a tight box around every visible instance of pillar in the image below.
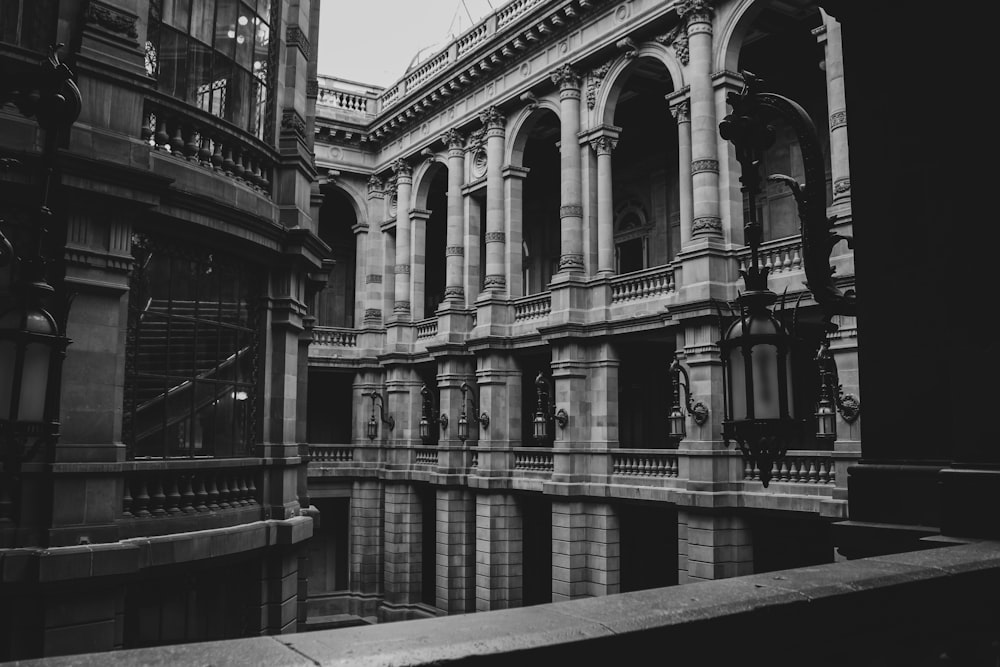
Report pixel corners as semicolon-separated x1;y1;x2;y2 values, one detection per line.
589;128;619;276
503;165;530;296
677;510;753;583
480;107;506;294
436;488;475;613
669;97;694;248
475;493;523;611
382;483;422;620
350;479;384;619
680;1;721;239
409;209;430;320
551;65;585;273
819;11;851;203
552;501;620;602
392;160;413;319
443;129;466;303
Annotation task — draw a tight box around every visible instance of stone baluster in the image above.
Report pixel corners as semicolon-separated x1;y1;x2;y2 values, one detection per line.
212;137;224;172
206;475;220;511
246;474;258;505
170;121;185;158
179;475;196;513
132;478;150;518
149;477;166;517
193;475;209;512
184;125;199;161
153;116;169;150
122;482;133;518
217;474;231;509
164;476;182;515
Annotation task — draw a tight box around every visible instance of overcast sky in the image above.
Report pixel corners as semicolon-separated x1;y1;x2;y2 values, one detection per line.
317;0;510;86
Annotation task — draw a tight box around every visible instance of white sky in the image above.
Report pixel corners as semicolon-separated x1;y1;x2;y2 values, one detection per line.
317;0;511;87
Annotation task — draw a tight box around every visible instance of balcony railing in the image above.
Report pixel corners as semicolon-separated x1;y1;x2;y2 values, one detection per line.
309;445;354;462
311;327;359;348
743;451;835;484
140;91;277;198
612;450;679;478
736;235;803;277
609;265;676;303
415;447;438;465
512;448;554;472
416;318;438;340
497;0;548;28
512;292;551;321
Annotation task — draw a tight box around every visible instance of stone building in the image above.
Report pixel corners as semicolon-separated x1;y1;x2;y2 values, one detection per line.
305;0;859;623
1;0;323;658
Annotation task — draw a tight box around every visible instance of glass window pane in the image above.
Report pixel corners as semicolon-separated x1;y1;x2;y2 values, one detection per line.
161;0;190;31
188;40;213;110
257;0;271;22
235;5;254;68
250;79;267;139
0;0;21;44
252;19;269;82
209;54;233;121
189;0;216;44
157;29;189;101
214;0;237;57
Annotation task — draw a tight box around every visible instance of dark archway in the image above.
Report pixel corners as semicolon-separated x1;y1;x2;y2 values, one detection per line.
521;110;561;294
317;188;357;328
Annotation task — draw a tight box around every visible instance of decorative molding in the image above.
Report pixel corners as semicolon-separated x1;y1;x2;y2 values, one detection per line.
838;393;861;423
670;99;690;123
365;274;382;284
442;128;465;151
692;216;722;234
367;175;384;195
479;105;506;133
393;301;411;314
466;128;485;152
484;232;506;243
586;62;613;110
560;204;583;218
655;24;689;65
520;90;538;111
280;109;306;139
472;149;488;178
446;246;465;256
830;110;847;130
286;25;311;59
85;1;138;40
363;308;383;323
590;135;618;155
391;159;412;180
444;286;465;299
394;264;411;274
306;80;319;97
678;0;714;25
558;253;585;271
616;37;638;59
691;159;719;175
834;178;851;195
483;274;506;288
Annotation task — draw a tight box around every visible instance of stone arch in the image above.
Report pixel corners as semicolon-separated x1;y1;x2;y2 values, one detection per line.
716;0;767;74
596;45;684;127
318;176;368;228
411;158;448;210
506;98;561;167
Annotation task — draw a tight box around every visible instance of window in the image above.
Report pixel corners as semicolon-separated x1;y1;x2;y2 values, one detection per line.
124;234;263;459
0;0;57;51
145;0;274;141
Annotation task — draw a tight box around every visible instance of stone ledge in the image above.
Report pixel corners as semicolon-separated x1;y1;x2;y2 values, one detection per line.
19;541;1000;666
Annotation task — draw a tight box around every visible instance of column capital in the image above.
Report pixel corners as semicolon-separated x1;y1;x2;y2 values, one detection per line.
550;64;582;92
392;159;412;183
442;128;466;152
589;134;618;156
669;98;691;123
678;0;714;26
367;174;385;197
479;106;506;134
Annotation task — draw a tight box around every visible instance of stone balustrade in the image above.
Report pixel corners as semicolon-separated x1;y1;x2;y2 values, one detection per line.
141;93;275;197
736;236;804;277
497;0;548;27
316;82;378;116
378;84;401;111
404;49;452;91
609;265;677;303
309;445;354;462
744;451;836;484
456;23;490;55
311;327;359;348
120;459;261;537
512;292;551;321
612;450;679;478
415;318;438;340
415;447;438;465
512;448;554;472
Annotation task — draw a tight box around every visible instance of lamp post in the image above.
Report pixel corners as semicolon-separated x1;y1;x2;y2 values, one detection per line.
668;354;709;443
456;381;489;443
0;46;80;544
532;372;568;444
717;71;857;486
418;383;448;443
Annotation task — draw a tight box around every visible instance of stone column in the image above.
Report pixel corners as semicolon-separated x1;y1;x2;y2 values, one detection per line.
382;483;422;620
680;1;721;239
443;129;466;303
475;493;523;611
677;510;753;583
350;479;383;619
436;487;475;613
352;221;368;327
392;160;413;319
409;208;430;320
503;165;530;297
551;65;585;273
589;128;619;276
480;106;506;293
552;501;620;601
819;12;851;203
669;97;694;248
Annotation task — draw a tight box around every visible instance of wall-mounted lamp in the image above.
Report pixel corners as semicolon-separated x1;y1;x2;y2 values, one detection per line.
668;354;709;441
532;372;568;443
815;340;860;443
717;71;857;486
366;390;394;441
418;383;448;443
457;381;489;442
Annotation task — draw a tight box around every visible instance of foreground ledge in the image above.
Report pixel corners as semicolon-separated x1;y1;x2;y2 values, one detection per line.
11;541;1000;666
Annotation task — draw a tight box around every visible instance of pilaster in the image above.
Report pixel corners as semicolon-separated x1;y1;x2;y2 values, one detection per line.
552;501;619;601
350;479;384;618
677;510;753;583
475;493;523;611
382;482;423;618
435;487;475;613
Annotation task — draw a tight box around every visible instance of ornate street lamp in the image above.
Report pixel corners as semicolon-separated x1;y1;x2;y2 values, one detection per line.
717;71;858;486
365;390;394;441
418;383;448;443
668;354;709;442
457;381;489;442
532;372;568;443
